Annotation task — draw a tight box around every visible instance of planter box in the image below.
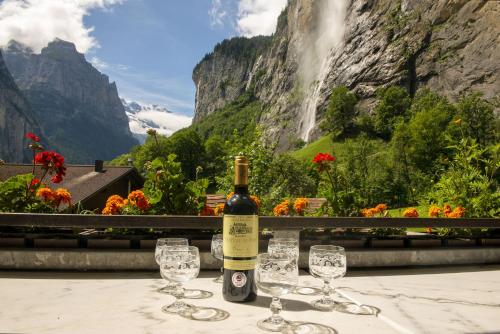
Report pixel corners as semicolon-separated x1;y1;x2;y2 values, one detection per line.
370;239;405;248
34;239;78;248
410;239;442;248
446;239;477;247
87;239;131;249
0;238;25;247
482;238;500;246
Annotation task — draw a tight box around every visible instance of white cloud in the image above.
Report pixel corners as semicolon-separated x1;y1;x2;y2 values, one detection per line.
0;0;124;53
209;0;227;27
237;0;287;37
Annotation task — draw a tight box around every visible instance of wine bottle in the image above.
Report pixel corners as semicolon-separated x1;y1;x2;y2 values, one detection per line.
222;155;258;302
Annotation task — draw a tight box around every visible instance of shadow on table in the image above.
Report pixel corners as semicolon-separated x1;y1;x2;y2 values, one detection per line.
345;264;500;277
247;295;312;312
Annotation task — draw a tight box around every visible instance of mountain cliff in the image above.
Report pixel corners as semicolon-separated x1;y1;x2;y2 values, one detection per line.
193;0;500;149
3;39;138;163
0;50;40;163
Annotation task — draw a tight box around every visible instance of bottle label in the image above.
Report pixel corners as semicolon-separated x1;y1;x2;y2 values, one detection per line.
223;214;258;270
231;272;247;287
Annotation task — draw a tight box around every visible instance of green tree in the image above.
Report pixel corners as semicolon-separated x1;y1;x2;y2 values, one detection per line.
373;86;411;139
426;140;500;218
321;86;358;139
168;129;206;180
455;92;496;146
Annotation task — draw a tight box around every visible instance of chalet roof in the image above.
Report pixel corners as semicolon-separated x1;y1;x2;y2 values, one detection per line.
0;164;143;206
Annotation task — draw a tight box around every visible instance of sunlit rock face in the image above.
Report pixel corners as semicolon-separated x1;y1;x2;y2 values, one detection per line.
3;39;138;163
0;50;40;163
193;0;500;150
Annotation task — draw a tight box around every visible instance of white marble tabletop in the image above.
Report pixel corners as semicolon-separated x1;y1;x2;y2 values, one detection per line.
0;265;499;334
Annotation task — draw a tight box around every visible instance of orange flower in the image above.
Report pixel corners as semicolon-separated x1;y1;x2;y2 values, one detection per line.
199;204;215;216
106;195;125;206
214;203;225;216
226;192;235;200
53;188;71;207
293;198;309;215
273;200;290;216
102;195;126;215
443;204;452;216
428;205;441;218
128;190;150;211
250;195;261;208
36;187;54;202
374;204;387;213
403;208;419;218
361;208;376;217
447;206;465;218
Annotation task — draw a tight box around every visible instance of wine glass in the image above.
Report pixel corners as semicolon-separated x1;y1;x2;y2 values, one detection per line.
268;238;299;261
255;253;298;332
161;246;200;314
155;238;188;293
308;245;346;311
211;234;223;283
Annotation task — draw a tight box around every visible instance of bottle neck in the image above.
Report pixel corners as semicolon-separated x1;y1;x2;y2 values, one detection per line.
234;185;249;194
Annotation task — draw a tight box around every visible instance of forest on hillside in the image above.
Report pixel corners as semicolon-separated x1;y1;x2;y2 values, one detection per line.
111;86;499;219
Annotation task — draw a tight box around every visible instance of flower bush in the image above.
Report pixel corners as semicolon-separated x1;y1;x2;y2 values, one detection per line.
293;198;309;216
403;208;419;217
102;190;151;215
361;203;388;217
273;200;290;216
273;198;309;216
0;133;70;213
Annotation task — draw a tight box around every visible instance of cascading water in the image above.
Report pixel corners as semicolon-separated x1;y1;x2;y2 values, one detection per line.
298;0;347;142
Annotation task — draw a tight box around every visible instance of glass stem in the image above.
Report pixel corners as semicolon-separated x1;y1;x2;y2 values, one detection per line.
269;297;283;321
323;280;333;303
172;284;184;302
220;266;223;275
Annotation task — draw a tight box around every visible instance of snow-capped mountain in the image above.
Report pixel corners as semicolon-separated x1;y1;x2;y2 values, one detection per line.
121;98;192;143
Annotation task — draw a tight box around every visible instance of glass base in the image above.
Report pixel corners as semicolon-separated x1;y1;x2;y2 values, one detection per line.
183;289;213;299
213;275;223;283
157;283;179;294
283;322;337;334
161;300;194;314
179;306;230;321
311;298;337;311
257;316;291;332
334;302;380;316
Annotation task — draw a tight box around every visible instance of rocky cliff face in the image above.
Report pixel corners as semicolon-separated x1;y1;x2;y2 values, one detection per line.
3;39;138;163
193;0;500;149
0;50;40;163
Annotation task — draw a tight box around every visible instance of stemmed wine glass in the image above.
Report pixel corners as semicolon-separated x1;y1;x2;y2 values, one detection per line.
155;238;189;293
161;246;201;314
255;253;298;332
211;234;224;283
308;245;346;311
268;238;299;260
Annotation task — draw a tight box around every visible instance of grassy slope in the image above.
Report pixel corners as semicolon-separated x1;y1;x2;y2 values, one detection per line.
291;136;335;161
292;136;432;221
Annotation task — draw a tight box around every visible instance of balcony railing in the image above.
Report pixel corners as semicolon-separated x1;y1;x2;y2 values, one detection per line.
0;213;498;229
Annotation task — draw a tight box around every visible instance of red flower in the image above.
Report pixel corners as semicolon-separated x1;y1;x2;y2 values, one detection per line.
312;153;336;164
312;153;336;172
30;178;41;187
25;132;40;142
34;151;67;183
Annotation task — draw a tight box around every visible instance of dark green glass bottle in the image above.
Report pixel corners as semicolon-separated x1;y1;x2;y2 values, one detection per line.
222;156;258;302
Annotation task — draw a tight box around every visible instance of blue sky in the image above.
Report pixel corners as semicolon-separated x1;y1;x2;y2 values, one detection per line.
84;1;238;116
0;0;288;117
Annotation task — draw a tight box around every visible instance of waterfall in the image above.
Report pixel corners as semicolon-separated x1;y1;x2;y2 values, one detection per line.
298;0;347;142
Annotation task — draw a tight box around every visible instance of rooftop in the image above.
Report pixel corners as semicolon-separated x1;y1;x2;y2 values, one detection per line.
0;164;143;207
